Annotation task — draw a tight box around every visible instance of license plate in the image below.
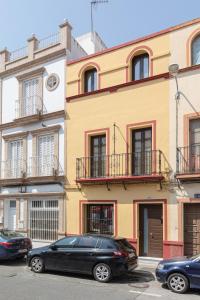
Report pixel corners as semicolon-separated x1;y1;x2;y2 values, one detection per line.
18;249;27;254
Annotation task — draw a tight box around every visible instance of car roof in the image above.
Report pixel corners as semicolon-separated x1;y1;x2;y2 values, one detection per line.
82;234;125;241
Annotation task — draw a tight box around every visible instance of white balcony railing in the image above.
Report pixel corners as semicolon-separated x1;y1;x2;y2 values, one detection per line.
1;159;26;179
15;95;47;119
0;156;63;180
28;155;64;177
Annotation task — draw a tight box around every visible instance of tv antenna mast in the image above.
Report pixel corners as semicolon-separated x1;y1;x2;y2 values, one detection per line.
90;0;108;34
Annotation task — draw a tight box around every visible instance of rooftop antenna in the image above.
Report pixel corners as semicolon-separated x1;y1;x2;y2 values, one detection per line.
90;0;108;34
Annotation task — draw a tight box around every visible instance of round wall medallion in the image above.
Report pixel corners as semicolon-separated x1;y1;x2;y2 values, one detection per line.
46;73;60;91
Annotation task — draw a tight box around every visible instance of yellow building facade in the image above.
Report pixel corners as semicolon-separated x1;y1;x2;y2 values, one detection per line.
65;19;200;258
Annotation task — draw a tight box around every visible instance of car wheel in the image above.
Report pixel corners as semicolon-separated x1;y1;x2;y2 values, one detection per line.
30;256;44;273
167;273;189;294
93;263;112;283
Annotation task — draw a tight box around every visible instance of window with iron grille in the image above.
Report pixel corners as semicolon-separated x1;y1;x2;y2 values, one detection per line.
86;204;114;235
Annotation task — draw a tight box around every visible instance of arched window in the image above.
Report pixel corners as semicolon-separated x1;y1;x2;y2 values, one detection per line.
192;35;200;65
84;68;97;93
132;53;149;81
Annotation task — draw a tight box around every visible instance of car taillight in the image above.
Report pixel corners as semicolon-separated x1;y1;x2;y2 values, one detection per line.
113;251;129;257
0;242;13;248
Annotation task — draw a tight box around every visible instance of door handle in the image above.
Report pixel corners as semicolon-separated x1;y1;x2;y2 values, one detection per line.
65;253;71;256
150;233;153;238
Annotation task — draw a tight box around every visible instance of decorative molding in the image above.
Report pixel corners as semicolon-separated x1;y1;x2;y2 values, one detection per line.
0;110;65;131
30;125;61;136
2;131;28;141
0;192;65;199
0;49;66;78
16;67;45;81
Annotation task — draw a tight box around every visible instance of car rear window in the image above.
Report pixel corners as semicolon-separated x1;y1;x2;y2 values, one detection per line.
115;239;134;251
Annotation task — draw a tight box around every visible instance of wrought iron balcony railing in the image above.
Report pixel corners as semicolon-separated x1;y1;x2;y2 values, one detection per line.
15;95;47;119
76;150;163;180
177;145;200;174
0;159;26;179
28;155;64;177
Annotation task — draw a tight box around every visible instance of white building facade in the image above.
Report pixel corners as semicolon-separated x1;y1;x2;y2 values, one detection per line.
0;21;104;243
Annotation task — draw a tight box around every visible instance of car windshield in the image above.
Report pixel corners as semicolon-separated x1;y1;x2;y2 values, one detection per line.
189;254;200;260
0;229;24;238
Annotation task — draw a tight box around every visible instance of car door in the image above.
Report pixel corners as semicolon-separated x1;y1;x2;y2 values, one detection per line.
44;236;79;271
66;236;99;274
186;258;200;287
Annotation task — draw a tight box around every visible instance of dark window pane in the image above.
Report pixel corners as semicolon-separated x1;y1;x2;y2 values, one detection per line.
115;239;134;251
192;36;200;65
84;68;97;92
54;237;78;248
100;238;116;249
77;236;98;248
132;54;149;81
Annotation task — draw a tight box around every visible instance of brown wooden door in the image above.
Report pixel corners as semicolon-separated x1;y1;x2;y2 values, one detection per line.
139;204;163;257
184;204;200;256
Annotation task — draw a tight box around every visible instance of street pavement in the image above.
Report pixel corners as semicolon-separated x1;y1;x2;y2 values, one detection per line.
0;259;200;300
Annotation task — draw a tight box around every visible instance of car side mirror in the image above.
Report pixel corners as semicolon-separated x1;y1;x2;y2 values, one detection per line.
49;244;57;251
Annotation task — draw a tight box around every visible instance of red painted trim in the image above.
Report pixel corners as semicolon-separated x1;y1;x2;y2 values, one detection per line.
67;18;200;66
132;199;167;255
66;62;200;103
76;175;164;184
126;45;153;64
163;241;184;258
78;62;101;78
77;62;101;94
177;197;200;243
186;28;200;66
79;200;118;236
126;45;153;81
66;72;169;102
84;127;110;157
163;241;183;246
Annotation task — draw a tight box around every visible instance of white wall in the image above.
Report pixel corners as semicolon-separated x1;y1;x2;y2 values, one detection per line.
1;117;64;171
2;57;66;124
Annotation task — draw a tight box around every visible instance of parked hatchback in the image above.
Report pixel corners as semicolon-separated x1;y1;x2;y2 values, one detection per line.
156;254;200;293
0;229;32;260
27;234;138;282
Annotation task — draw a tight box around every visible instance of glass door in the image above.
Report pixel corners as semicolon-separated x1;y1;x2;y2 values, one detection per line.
189;119;200;172
132;128;152;175
90;135;106;177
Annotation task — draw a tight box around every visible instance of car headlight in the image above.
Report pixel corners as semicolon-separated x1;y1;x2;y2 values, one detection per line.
157;263;164;270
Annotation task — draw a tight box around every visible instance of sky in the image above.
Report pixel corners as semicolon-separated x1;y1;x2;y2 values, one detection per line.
0;0;200;51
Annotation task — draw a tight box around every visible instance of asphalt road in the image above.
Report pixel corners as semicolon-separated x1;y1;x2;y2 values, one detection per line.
0;259;200;300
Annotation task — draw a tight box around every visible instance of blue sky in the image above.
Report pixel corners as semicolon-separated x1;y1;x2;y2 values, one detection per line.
0;0;200;51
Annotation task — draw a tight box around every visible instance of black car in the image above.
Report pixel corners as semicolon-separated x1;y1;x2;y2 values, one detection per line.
27;234;138;282
0;229;32;260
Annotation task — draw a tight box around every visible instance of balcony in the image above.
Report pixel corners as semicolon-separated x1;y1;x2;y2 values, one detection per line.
28;155;64;179
0;155;64;186
76;150;165;185
15;95;47;121
0;159;26;185
177;145;200;181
